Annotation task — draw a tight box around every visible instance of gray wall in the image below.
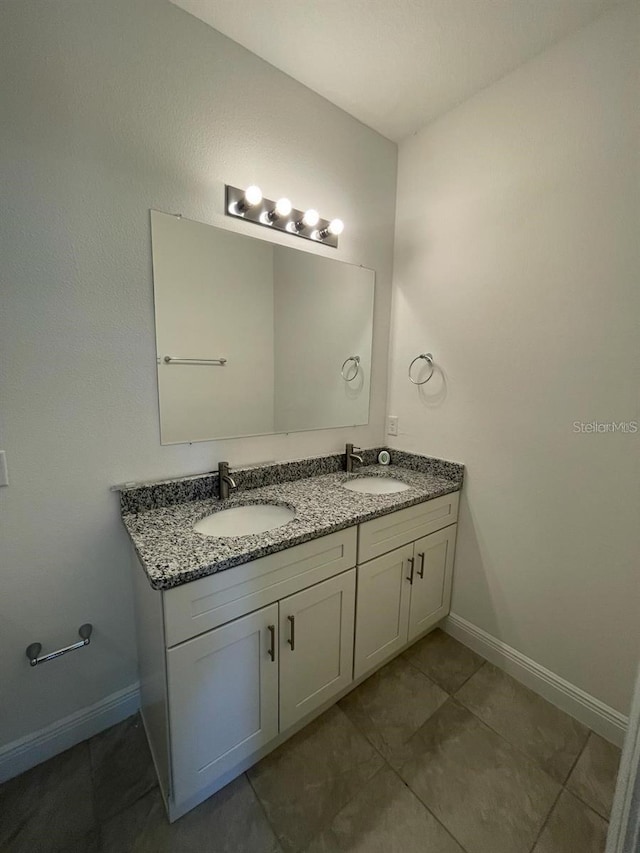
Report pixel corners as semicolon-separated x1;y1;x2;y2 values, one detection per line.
388;4;639;715
0;0;397;747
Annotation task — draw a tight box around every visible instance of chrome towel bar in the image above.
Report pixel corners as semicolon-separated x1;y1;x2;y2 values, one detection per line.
163;356;227;366
26;623;93;667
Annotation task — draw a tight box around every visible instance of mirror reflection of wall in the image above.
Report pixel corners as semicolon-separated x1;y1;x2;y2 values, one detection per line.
151;211;375;444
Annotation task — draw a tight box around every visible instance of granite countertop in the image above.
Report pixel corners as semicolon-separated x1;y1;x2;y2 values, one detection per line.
122;454;463;591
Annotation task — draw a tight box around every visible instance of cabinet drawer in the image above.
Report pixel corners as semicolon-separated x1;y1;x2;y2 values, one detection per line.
358;491;459;563
163;527;357;647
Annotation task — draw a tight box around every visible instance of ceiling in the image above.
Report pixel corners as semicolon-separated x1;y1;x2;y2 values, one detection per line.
171;0;621;142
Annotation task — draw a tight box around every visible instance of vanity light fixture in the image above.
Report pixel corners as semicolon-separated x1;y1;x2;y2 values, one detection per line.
225;184;343;248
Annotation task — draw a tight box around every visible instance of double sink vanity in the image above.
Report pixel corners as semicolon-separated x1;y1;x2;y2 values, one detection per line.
121;446;464;821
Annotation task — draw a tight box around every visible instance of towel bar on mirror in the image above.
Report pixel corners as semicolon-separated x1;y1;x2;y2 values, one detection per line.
408;352;435;385
163;356;227;366
26;623;93;667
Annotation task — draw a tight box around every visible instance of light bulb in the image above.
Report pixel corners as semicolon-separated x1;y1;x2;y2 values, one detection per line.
302;209;320;228
293;208;320;232
266;197;293;223
244;185;262;206
236;184;262;212
275;197;292;217
318;217;345;240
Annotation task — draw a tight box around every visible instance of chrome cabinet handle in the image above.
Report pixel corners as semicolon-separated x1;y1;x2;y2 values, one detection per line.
406;556;415;584
417;552;425;579
287;615;295;651
268;625;276;662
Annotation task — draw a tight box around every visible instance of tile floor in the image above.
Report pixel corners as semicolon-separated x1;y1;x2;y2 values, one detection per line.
0;629;621;853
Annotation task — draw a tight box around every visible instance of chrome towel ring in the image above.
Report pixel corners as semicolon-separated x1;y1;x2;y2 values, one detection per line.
341;355;361;382
408;352;435;385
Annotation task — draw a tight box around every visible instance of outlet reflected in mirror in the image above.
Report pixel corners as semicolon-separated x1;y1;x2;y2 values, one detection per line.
151;211;375;443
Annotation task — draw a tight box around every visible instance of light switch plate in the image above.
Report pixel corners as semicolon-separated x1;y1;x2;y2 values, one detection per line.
0;451;8;487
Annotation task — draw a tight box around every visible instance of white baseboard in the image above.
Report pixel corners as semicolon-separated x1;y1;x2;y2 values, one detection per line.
443;613;628;747
0;682;140;784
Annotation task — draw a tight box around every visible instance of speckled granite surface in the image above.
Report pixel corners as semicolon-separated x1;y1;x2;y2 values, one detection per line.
119;448;463;514
121;451;464;591
119;449;379;514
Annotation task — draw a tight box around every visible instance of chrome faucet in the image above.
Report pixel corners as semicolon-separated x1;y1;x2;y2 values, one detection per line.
218;461;237;500
345;443;364;473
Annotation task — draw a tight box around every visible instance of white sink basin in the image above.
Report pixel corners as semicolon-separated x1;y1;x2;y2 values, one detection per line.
342;476;411;495
194;504;295;537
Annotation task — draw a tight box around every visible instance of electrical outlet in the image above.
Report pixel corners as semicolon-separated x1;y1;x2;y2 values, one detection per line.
387;416;398;436
0;451;8;487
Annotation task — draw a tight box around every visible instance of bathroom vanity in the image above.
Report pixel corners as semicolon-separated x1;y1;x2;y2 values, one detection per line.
122;449;463;821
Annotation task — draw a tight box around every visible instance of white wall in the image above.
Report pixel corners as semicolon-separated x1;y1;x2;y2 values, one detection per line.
152;212;275;442
0;0;397;749
273;250;374;432
388;4;639;715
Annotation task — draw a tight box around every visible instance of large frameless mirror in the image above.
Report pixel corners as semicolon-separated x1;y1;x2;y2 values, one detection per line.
150;210;375;443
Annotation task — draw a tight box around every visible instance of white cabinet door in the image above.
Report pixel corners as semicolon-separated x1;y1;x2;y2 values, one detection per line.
167;603;279;805
279;569;355;731
353;543;413;680
408;525;457;642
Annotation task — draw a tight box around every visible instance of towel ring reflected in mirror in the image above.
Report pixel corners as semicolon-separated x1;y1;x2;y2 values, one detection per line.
341;355;361;382
408;352;435;385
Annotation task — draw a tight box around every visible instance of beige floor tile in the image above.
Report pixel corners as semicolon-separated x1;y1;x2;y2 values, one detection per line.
100;776;282;853
339;655;448;767
566;732;621;819
59;830;100;852
303;764;464;853
398;699;560;853
403;628;485;693
456;662;589;781
533;789;608;853
248;705;384;852
89;713;158;822
0;742;95;853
